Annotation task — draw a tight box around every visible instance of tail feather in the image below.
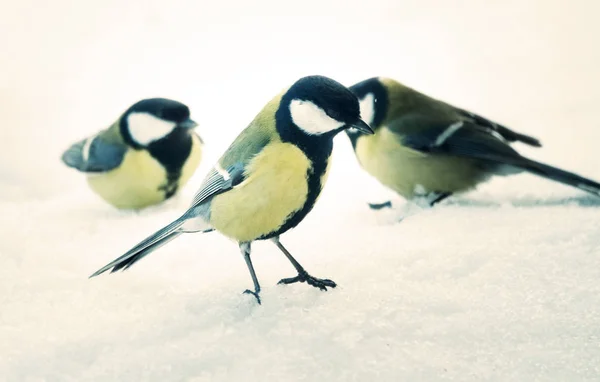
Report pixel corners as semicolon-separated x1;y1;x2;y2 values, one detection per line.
519;157;600;197
89;218;186;278
111;231;183;273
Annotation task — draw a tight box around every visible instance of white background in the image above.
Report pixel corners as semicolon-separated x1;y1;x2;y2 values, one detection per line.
1;0;600;380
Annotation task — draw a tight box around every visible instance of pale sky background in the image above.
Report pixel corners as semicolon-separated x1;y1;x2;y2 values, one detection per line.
1;0;599;199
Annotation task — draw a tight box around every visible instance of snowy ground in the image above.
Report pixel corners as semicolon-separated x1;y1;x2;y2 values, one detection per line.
3;151;600;381
2;0;600;381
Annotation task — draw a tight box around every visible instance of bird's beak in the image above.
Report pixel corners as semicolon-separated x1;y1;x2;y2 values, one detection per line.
348;119;373;134
178;118;198;129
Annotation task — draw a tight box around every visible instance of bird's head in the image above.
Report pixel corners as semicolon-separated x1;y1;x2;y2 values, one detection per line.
346;77;390;145
120;98;198;149
279;75;373;142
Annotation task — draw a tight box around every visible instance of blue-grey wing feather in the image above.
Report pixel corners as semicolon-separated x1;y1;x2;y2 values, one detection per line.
188;163;246;208
61;136;127;173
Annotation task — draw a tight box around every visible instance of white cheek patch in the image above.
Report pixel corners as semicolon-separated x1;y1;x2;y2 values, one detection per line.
359;93;376;126
289;99;345;135
127;112;177;146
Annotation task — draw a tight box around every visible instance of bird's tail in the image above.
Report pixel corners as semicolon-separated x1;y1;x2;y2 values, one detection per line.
518;157;600;197
90;218;187;277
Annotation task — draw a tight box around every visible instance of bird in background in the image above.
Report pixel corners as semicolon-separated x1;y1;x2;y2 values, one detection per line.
89;75;373;304
61;98;203;210
345;77;600;213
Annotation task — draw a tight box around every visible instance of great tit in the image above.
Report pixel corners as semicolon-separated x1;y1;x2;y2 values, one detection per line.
89;75;373;304
346;77;600;210
61;98;203;210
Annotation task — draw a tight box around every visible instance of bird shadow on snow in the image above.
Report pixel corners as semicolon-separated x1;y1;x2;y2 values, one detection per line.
445;194;600;208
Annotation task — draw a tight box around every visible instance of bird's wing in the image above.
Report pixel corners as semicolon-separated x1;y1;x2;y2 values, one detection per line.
454;108;542;147
61;135;127;173
187;163;246;208
389;114;526;165
188;123;274;208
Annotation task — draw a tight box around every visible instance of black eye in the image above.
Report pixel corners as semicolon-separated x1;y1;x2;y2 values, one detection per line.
327;109;342;121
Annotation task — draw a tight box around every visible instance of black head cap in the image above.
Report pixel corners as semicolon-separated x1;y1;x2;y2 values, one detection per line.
286;75;362;124
124;98;191;123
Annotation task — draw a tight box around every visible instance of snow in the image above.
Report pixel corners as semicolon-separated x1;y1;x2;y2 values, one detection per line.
2;0;600;380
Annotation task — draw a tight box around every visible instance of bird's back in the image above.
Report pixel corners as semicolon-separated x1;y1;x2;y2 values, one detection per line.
218;91;284;169
381;79;462;131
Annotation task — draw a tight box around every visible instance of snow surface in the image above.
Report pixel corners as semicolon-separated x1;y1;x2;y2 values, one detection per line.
2;0;600;380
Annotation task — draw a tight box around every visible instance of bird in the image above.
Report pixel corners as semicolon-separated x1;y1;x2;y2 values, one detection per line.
89;75;373;304
61;98;203;210
345;76;600;211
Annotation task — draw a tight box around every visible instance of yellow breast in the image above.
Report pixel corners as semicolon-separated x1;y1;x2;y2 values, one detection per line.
178;134;203;190
209;142;311;243
355;127;488;198
87;135;203;210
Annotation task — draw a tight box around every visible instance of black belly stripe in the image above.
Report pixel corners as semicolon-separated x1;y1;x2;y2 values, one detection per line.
159;171;181;199
147;130;193;200
265;99;336;241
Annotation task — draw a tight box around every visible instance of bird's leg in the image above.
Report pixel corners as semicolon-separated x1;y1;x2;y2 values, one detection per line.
239;242;261;304
369;190;452;221
397;191;451;222
368;191;450;214
410;191;452;209
429;192;452;207
367;200;393;210
272;237;337;291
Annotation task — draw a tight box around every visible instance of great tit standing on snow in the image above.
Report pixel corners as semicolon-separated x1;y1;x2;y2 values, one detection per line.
89;75;373;304
61;98;203;210
346;77;600;210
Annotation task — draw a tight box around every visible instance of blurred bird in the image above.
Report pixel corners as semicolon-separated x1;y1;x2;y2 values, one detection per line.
61;98;203;210
346;77;600;211
89;75;373;304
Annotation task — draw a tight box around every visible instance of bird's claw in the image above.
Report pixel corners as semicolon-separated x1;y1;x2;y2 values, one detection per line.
278;272;337;291
243;289;261;304
368;201;393;210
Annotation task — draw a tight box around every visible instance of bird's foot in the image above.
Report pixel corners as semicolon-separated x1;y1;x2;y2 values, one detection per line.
368;200;393;210
278;271;337;291
243;289;261;304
